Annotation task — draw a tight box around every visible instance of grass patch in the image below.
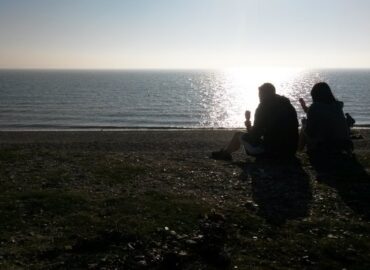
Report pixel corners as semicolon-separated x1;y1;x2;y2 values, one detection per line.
104;191;209;235
90;157;145;184
16;190;88;215
0;190;89;233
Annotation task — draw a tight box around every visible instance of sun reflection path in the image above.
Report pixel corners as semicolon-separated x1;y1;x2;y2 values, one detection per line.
207;68;303;128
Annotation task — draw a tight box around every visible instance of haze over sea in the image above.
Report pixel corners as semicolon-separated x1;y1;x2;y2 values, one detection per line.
0;69;369;129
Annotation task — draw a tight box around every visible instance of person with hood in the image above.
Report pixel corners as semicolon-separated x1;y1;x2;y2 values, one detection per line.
212;83;299;160
303;82;352;154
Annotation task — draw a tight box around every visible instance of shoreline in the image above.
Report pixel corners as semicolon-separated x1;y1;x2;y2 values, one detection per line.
1;125;369;132
0;129;368;154
0;128;244;132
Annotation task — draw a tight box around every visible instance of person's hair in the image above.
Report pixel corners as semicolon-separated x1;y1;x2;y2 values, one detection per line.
258;83;276;100
311;82;336;104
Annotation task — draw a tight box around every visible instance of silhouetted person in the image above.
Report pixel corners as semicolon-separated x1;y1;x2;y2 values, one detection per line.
345;112;359;138
302;82;352;155
345;113;356;129
212;83;299;160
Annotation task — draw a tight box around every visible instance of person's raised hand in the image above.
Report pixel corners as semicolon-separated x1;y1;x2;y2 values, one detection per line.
245;110;251;121
299;98;308;113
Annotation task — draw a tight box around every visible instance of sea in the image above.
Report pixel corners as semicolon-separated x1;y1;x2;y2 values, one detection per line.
0;69;369;129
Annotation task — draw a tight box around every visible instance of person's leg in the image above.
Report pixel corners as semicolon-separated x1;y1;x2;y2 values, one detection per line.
211;132;244;160
298;127;306;151
225;131;264;155
224;132;244;153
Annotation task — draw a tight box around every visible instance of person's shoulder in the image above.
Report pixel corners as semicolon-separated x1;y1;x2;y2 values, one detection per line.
311;101;344;110
307;102;322;113
308;102;318;109
276;94;291;103
276;95;294;108
336;101;344;109
308;101;343;115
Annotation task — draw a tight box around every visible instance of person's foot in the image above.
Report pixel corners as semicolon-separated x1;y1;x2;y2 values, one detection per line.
211;149;232;161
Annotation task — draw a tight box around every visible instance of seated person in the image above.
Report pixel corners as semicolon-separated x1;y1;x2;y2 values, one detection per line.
345;113;356;129
212;83;299;160
303;82;352;154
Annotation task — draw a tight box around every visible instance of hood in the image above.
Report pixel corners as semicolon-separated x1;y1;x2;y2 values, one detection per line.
311;100;344;111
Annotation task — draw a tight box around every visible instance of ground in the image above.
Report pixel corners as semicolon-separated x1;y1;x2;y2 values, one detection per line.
0;130;369;269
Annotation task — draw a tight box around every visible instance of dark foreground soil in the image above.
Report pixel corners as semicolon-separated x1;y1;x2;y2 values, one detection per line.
0;130;369;269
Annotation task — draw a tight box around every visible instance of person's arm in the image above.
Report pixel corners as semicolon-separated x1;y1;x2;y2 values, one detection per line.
299;98;309;113
249;104;265;142
244;110;252;132
305;105;318;138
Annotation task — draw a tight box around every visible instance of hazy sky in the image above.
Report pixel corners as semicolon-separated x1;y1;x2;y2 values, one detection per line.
0;0;369;69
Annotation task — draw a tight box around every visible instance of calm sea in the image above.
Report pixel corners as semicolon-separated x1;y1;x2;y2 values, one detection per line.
0;69;369;129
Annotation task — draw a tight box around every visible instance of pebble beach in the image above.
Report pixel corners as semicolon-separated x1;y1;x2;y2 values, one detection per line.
0;129;369;269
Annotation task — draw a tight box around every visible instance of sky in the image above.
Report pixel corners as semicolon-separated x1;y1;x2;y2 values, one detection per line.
0;0;369;69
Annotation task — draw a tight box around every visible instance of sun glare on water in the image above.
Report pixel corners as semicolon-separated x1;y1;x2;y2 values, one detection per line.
204;67;302;128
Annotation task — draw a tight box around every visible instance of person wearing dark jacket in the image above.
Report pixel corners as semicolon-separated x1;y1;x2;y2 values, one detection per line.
304;82;352;154
212;83;299;160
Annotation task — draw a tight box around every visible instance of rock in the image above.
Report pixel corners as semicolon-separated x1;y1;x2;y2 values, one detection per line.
185;239;197;245
135;255;145;261
178;250;188;257
128;243;135;250
64;245;73;251
137;260;147;267
208;211;225;222
88;263;98;269
244;200;259;211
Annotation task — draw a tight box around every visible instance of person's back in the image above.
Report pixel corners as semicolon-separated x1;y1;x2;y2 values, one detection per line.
305;82;352;154
250;94;299;156
306;101;350;151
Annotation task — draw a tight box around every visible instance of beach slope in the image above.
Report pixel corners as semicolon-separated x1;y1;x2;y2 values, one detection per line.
0;130;369;269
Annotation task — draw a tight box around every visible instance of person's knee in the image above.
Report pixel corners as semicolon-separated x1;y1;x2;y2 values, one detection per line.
234;131;244;139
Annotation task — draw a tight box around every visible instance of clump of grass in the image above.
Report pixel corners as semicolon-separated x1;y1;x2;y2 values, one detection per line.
0;190;89;233
90;157;145;184
17;190;88;215
0;149;19;161
103;191;210;235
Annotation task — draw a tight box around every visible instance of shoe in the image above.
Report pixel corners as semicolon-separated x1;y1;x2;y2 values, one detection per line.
211;149;232;161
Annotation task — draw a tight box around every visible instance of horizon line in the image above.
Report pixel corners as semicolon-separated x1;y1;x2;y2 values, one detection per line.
1;66;370;71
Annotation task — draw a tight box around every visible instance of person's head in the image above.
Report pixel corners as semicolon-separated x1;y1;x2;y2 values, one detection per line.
258;83;276;102
311;82;336;104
